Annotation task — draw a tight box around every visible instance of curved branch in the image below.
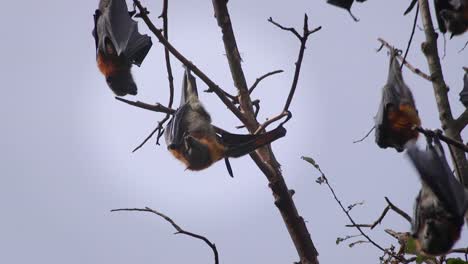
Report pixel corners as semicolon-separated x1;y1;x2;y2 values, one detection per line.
111;207;219;264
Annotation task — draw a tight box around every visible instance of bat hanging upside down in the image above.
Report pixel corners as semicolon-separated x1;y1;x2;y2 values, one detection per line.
406;138;468;256
405;0;468;38
92;0;152;96
375;48;421;152
165;68;287;176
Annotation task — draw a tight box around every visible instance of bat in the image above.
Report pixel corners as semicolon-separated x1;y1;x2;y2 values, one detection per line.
439;0;468;37
407;138;468;256
165;68;287;177
459;69;468;107
404;0;467;38
326;0;368;21
92;0;152;96
375;48;421;152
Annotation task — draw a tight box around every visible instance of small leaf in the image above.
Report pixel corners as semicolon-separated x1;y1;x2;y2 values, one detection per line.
316;176;326;185
405;237;417;254
302;156;319;169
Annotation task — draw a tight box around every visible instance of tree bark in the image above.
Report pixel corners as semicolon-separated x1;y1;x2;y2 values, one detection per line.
418;0;468;186
211;1;320;263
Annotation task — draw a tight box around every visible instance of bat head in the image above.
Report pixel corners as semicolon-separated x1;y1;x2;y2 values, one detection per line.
106;71;137;96
439;9;468;37
414;215;462;256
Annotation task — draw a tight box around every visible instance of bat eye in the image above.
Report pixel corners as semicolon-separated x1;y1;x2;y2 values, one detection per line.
167;144;178;150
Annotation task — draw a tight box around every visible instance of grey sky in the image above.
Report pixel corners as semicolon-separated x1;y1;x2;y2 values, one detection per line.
0;0;467;263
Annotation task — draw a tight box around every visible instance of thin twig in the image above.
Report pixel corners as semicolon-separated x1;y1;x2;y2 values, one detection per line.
353;126;375;144
345;197;411;229
385;197;412;223
269;15;321;112
111;207;219;264
302;157;408;263
401;4;419;71
377;38;432;82
254;111;291;135
133;0;175;152
115;97;175;114
459;41;468;53
249;70;284;94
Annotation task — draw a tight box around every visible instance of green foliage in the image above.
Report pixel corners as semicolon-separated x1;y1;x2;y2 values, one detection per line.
446;258;468;264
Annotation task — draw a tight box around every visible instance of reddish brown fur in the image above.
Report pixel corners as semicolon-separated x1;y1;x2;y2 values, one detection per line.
387;104;421;142
168;133;226;171
97;51;130;78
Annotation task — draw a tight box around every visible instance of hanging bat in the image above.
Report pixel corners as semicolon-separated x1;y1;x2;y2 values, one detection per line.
375;48;421;152
165;68;287;177
460;69;468;107
406;138;468;256
404;0;467;38
92;0;152;96
439;0;468;37
326;0;368;21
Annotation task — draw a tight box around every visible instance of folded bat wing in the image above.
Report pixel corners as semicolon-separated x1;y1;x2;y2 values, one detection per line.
93;0;152;66
221;125;287;158
407;139;468;220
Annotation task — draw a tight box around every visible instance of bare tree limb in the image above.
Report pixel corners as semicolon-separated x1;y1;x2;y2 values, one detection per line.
268;15;322;112
415;127;468;153
454;109;468;133
417;0;468;186
116;97;175;114
249;70;284;94
377;38;432;82
211;1;321;263
132;0;175;152
111;207;219;264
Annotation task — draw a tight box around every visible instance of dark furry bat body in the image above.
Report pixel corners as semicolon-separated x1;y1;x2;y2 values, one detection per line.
375;49;421;152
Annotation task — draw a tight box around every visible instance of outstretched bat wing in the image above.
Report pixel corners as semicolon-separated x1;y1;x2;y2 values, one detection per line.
221;126;287;158
407;139;468;219
95;0;152;66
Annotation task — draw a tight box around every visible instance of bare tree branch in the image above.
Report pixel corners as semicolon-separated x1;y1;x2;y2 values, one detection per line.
401;4;419;71
249;70;284;94
211;1;321;263
111;207;219;264
269;15;322;112
377;38;432;82
132;0;175;152
415;127;468;153
115;97;175;114
454;109;468;133
417;0;468;186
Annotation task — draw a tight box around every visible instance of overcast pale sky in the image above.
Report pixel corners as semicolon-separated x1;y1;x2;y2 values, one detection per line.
0;0;467;263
